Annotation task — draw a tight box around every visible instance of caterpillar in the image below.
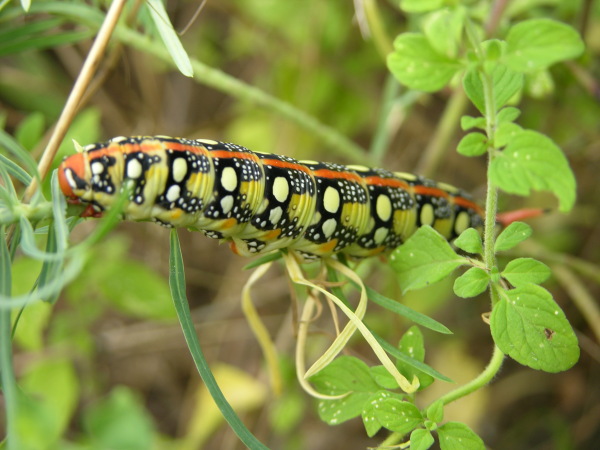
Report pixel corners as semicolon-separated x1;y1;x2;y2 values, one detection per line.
58;136;483;259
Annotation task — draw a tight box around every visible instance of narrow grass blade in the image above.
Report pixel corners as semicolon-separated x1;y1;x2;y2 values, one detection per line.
168;230;268;450
366;286;452;334
146;0;193;77
371;330;453;383
0;225;22;449
242;251;282;270
0;153;32;186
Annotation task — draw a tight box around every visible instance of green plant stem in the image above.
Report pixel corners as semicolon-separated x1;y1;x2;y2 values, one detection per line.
437;344;505;405
415;88;468;177
363;0;393;58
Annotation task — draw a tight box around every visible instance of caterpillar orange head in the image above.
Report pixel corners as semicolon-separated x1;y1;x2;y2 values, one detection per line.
58;153;89;203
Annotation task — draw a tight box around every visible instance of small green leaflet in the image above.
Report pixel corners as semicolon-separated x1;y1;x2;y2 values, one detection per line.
422;8;465;59
453;267;489;298
489;130;576;212
438;422;485;450
399;0;444;14
502;258;551;287
496;106;520;125
310;356;381;425
361;391;405;437
426;400;444;424
146;0;193;77
387;33;462;92
491;285;579;372
457;132;487;157
460;115;486;131
454;228;483;255
410;428;435;450
494;221;532;252
373;398;422;434
396;326;434;390
391;226;468;293
463;65;523;115
505;19;585;72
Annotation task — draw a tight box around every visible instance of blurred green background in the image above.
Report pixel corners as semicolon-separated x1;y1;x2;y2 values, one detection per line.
1;0;599;448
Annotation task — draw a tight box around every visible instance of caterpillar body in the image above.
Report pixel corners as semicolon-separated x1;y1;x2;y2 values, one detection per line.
58;136;483;259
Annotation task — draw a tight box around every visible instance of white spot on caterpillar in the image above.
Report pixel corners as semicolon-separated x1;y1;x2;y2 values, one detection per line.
420;203;434;226
197;138;219;145
393;171;417;181
346;164;370;172
221;195;234;214
374;227;388;244
322;218;337;238
127;159;143;179
91;161;104;174
221;167;238;192
376;194;392;222
269;206;283;224
172;158;188;182
454;211;470;235
323;186;340;213
65;169;77;188
166;185;181;202
272;176;289;203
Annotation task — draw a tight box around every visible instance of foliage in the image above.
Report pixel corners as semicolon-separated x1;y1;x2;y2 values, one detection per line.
1;0;598;449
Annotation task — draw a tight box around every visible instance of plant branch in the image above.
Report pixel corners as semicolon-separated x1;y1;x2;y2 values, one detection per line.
23;0;128;202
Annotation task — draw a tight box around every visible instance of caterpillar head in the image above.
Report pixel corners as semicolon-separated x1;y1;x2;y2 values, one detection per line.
58;153;89;201
58;153;103;217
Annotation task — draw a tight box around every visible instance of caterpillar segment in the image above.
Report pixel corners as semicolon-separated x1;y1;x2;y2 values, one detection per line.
58;136;483;259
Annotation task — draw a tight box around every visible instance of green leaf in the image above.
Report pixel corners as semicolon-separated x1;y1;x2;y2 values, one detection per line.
453;267;489;298
454;228;483;254
391;226;468;293
20;358;80;445
97;260;176;320
396;326;434;389
146;0;193;77
489;130;576;212
496;106;520;125
502;257;551;287
388;33;462;92
370;365;399;390
15;112;45;151
243;251;282;270
399;0;444;13
505;19;585;72
361;391;405;437
373;398;422;434
494;222;533;253
463;65;523;115
494;122;522;148
462;69;485;114
411;428;435;450
491;285;580;372
526;69;555;98
311;356;380;425
169;230;269;449
460;115;486;131
426;400;444;423
373;331;452;383
366;286;452;334
457;132;488;156
83;387;155;450
423;8;465;59
438;422;485;450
